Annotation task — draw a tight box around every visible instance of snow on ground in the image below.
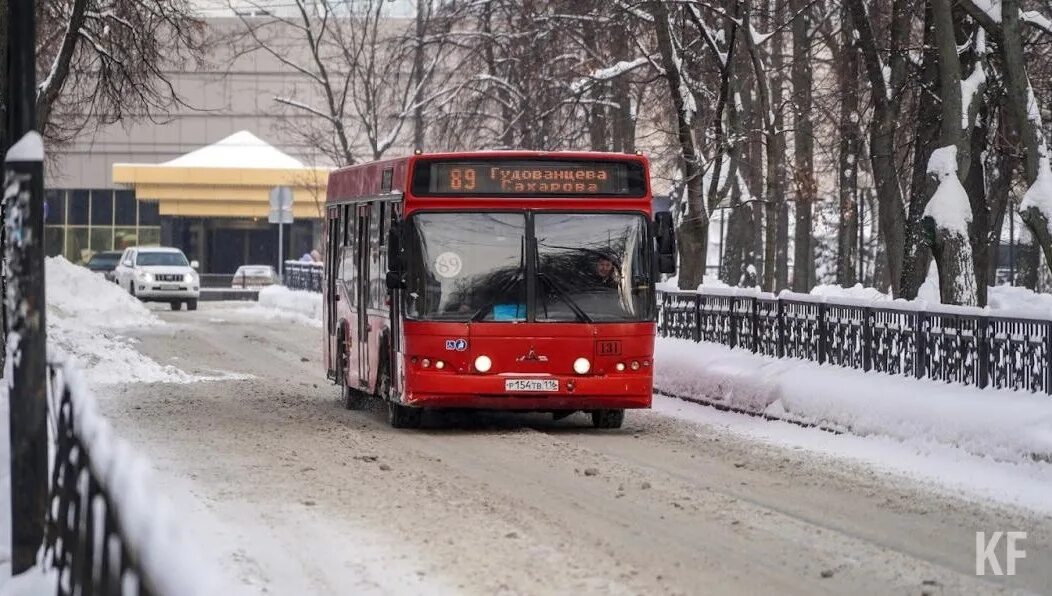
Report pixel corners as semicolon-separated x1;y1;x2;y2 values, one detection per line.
0;386;8;582
652;395;1052;515
654;338;1052;511
236;285;322;327
45;257;244;385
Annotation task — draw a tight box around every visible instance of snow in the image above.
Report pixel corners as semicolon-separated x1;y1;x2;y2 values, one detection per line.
652;395;1052;514
44;353;220;595
973;0;1003;22
4;132;43;162
657;274;729;292
45;257;247;385
653;338;1052;511
570;57;650;93
46;256;160;328
1022;10;1052;32
158;131;306;169
923;146;972;235
0;566;58;596
1020;156;1052;225
0;385;8;583
243;285;323;326
960;63;986;129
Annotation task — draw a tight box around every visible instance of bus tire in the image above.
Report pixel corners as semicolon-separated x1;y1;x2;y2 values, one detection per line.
387;401;422;429
378;355;421;428
591;409;624;429
343;384;368;410
336;336;367;409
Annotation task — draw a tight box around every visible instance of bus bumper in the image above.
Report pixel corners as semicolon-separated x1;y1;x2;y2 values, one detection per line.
402;372;652;410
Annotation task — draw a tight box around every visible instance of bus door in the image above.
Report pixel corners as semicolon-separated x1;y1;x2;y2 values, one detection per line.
325;207;339;379
356;203;371;389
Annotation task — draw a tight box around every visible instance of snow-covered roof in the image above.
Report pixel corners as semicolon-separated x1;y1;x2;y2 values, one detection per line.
161;131;306;169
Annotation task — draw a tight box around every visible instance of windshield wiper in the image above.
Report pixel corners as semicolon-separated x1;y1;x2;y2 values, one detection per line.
471;235;526;322
470;271;523;322
537;272;593;323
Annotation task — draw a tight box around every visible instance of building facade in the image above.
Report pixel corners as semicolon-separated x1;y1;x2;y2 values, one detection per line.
46;13;338;273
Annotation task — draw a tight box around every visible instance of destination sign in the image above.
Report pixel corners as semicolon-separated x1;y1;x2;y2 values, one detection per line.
411;159;645;197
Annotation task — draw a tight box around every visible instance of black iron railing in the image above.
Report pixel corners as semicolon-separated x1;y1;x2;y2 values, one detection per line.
659;290;1052;394
283;261;323;293
44;357;208;595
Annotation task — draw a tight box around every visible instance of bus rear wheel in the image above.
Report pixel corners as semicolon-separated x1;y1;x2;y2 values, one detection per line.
343;384;368;410
338;340;367;410
591;409;624;429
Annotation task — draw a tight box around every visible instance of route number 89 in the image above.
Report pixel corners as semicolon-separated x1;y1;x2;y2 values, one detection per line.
449;168;476;191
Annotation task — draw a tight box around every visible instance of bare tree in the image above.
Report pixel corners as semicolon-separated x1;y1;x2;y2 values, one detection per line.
36;0;206;144
233;0;454;165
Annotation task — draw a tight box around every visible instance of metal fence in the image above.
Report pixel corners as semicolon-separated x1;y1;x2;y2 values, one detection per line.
659;290;1052;394
44;358;209;595
277;263;1047;394
284;261;323;292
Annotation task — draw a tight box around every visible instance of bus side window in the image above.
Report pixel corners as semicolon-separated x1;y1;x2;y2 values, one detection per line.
370;201;382;309
342;204;353;247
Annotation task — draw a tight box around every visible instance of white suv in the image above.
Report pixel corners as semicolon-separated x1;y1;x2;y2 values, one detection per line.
115;247;201;311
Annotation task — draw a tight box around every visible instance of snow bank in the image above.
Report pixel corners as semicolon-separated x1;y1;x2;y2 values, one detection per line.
45;354;220;595
46;256;161;328
655;338;1052;463
0;386;7;583
802;278;1052;321
248;285;323;326
45;257;241;385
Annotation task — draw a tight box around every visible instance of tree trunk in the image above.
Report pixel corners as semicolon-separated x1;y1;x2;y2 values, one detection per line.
998;0;1052;279
847;0;909;295
967;102;993;305
0;0;7;151
900;5;940;299
836;1;860;286
791;0;815;292
773;0;789;292
652;0;708;289
925;0;977;306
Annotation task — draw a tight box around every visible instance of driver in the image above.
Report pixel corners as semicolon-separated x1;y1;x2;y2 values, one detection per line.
590;256;618;289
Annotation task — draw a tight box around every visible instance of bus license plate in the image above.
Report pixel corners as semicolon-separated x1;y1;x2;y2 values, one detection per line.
505;379;559;392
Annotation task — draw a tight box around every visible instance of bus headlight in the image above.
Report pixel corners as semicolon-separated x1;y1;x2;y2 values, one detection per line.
474;355;492;373
573;357;591;375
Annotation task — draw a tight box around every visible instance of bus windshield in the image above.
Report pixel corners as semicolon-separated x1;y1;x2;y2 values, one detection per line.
534;213;651;322
404;212;651;322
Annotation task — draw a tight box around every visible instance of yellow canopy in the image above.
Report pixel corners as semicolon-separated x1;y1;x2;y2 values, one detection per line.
112;131;330;220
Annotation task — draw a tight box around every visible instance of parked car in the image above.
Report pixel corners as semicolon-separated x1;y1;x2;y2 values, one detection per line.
84;250;122;282
232;264;279;288
114;246;201;311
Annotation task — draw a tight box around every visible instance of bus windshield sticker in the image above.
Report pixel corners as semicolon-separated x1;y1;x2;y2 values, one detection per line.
434;251;463;278
493;304;526;321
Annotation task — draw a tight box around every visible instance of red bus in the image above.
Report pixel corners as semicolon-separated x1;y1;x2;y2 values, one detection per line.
323;151;676;428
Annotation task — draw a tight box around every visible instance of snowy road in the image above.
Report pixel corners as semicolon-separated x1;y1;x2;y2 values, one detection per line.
98;302;1051;595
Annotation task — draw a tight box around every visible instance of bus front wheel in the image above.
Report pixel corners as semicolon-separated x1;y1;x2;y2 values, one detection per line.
387;401;422;429
378;354;422;429
591;409;624;429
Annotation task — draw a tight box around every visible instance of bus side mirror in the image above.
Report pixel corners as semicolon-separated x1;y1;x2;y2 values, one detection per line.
386;271;406;290
655;212;676;275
